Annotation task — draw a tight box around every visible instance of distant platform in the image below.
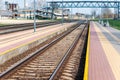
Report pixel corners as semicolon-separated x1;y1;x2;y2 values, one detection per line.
0;22;76;64
0;19;50;25
84;21;120;80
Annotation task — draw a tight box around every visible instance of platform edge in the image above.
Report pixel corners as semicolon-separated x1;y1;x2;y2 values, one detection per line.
83;23;90;80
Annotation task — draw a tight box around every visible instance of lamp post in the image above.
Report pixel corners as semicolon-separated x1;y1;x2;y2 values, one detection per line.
34;0;36;32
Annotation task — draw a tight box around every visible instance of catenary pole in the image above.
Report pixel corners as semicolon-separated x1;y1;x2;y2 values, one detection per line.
34;0;36;32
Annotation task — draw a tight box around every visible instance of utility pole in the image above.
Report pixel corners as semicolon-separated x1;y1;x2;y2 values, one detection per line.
62;0;64;25
24;0;26;18
114;0;116;19
107;0;109;23
52;0;53;20
114;0;119;19
100;0;102;20
100;0;103;25
51;0;55;20
71;8;72;22
34;0;36;32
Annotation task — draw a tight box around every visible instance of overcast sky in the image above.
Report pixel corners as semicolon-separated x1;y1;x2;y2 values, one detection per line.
2;0;116;14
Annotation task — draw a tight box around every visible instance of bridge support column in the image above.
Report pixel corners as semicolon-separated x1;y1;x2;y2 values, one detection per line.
51;8;54;19
46;3;48;17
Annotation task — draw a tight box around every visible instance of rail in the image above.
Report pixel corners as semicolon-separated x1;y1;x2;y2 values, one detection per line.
0;22;83;79
49;22;88;80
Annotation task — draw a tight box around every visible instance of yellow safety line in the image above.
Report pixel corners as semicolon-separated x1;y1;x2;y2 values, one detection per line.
83;23;90;80
0;32;57;56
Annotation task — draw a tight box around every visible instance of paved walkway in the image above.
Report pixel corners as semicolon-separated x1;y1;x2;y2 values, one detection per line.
88;22;120;80
96;22;120;53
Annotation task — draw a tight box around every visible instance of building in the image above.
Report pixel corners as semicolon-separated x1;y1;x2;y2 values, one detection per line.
0;1;19;19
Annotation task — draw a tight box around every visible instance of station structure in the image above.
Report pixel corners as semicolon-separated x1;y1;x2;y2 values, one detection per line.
0;0;120;80
47;1;120;19
47;1;120;80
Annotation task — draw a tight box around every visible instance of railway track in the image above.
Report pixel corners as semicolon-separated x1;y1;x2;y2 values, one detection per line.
0;21;60;34
0;20;79;34
50;22;88;80
0;21;88;80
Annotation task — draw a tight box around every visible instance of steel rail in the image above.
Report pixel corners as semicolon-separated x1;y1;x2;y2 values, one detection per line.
0;20;79;29
0;20;80;34
0;22;59;29
49;22;88;80
0;22;83;79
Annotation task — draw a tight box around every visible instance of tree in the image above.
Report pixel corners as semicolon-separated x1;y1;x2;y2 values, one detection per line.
102;8;113;18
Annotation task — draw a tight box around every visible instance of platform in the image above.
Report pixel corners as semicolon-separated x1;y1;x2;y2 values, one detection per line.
0;22;77;64
0;20;50;24
84;21;120;80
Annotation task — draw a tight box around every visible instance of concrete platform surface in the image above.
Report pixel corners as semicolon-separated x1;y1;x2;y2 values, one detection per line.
85;21;120;80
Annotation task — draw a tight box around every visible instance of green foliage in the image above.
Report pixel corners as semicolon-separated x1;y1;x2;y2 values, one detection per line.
92;19;120;30
0;23;7;26
109;20;120;30
102;19;120;30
